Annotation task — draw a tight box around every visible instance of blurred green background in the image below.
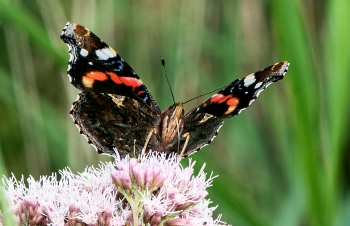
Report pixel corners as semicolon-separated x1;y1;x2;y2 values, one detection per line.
0;0;350;225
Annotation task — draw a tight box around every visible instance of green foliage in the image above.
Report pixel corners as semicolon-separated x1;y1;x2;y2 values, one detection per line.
0;1;349;225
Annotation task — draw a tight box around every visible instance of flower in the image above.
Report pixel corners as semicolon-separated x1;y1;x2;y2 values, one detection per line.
1;152;228;225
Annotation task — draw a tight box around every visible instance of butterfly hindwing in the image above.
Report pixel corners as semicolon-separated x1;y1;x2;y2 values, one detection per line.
71;91;158;157
181;113;224;156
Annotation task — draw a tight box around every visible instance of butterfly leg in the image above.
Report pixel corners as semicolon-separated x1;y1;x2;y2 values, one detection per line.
178;132;190;158
142;128;156;155
133;139;136;157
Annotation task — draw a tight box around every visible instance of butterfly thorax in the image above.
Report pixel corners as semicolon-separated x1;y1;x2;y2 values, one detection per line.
158;103;185;143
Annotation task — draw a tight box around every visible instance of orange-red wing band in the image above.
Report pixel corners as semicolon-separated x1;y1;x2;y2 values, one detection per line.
210;94;234;104
107;72;142;91
85;71;108;81
210;93;239;110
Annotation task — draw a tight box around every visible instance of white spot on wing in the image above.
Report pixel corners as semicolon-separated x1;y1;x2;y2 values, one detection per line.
201;144;209;149
255;89;263;97
265;82;272;88
237;108;246;114
210;123;223;142
102;47;116;57
67;44;72;52
254;82;263;89
68;74;73;82
80;48;88;57
198;113;213;123
95;50;106;60
96;47;116;60
244;74;256;87
111;95;126;107
69;53;74;62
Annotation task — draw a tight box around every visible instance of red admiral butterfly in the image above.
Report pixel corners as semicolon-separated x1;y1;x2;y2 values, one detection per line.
60;22;289;158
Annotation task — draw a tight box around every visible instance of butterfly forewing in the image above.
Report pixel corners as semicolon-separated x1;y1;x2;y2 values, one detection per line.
193;61;289;119
60;22;160;113
181;61;289;156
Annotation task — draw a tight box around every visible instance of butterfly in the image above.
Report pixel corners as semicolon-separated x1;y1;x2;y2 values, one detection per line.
60;22;289;158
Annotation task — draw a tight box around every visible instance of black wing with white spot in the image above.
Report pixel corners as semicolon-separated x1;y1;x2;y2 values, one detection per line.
180;61;289;156
192;61;289;118
60;22;160;113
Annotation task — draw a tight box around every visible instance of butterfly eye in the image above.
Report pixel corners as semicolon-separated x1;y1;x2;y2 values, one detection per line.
102;134;113;145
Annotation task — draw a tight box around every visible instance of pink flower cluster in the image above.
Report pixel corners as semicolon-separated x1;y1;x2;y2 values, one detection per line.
1;153;228;225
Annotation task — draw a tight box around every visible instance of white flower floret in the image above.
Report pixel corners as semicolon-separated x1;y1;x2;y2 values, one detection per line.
1;153;228;225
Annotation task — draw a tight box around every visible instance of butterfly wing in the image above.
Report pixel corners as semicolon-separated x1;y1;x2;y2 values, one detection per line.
60;22;160;113
181;61;289;156
71;91;158;157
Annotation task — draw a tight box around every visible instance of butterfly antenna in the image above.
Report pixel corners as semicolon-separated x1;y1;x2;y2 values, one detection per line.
182;84;227;104
162;58;176;104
